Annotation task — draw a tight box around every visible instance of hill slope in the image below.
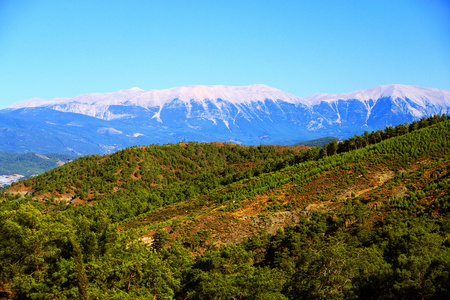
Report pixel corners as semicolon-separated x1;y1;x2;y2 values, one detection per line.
1;114;449;299
291;136;339;147
0;151;75;176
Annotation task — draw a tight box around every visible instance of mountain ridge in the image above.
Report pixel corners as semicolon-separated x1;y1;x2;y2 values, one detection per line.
1;84;449;155
6;84;450;112
305;84;450;106
6;84;303;110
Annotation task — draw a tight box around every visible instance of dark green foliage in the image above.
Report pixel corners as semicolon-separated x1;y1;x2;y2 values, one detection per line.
153;229;169;251
183;243;288;299
0;202;79;299
69;233;88;300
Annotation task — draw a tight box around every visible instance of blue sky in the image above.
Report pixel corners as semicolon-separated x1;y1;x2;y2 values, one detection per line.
0;0;449;108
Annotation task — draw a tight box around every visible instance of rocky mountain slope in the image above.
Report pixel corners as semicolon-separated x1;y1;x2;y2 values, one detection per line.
2;84;449;155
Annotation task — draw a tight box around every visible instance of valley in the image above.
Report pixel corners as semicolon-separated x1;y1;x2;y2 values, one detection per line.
0;152;76;188
0;175;25;188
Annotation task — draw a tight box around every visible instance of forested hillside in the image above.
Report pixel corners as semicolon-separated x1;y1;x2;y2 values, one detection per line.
291;136;338;147
1;115;449;299
0;152;75;176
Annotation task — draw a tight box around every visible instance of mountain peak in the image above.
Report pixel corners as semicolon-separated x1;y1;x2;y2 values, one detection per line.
305;84;450;106
127;87;145;92
5;84;304;110
5;84;449;111
128;84;304;107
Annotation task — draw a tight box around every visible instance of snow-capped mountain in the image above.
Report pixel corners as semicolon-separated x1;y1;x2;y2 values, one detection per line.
305;84;450;134
7;84;306;121
305;84;450;105
1;84;449;155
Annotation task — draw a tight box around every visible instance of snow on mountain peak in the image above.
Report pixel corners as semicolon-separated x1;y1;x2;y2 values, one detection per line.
6;97;72;109
128;87;144;92
6;85;305;110
305;84;450;107
129;84;304;108
5;84;449;112
6;88;146;109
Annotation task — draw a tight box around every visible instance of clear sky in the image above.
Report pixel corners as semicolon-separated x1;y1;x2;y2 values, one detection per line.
0;0;449;108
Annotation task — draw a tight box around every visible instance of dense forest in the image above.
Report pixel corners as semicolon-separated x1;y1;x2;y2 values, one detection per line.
1;114;449;299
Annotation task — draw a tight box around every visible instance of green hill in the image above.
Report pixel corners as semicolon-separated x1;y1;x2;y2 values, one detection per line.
291;136;339;147
0;151;76;176
1;115;449;299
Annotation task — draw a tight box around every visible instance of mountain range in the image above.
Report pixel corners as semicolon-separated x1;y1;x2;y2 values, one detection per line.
1;84;449;155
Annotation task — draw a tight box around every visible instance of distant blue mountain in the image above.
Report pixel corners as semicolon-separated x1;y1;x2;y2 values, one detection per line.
1;84;449;155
